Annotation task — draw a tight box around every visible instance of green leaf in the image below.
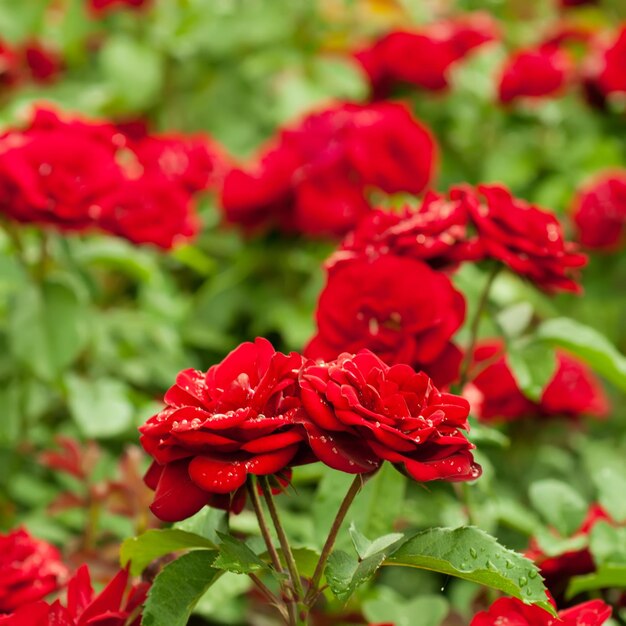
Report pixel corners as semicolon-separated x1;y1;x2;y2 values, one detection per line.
213;532;269;575
121;529;216;576
496;302;534;339
384;527;554;616
363;592;449;626
174;507;229;544
66;375;134;439
326;529;405;601
536;318;626;392
583;444;626;523
9;279;88;380
507;341;557;402
589;522;626;567
100;36;164;112
528;480;587;537
566;564;626;600
141;550;221;626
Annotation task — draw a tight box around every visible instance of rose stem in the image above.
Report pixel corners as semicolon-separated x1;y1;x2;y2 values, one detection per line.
457;264;501;388
247;479;284;574
249;573;289;624
305;474;363;607
258;476;304;602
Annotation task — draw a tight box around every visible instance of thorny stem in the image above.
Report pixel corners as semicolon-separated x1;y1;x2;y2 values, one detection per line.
259;476;304;602
246;479;284;574
305;474;363;607
458;265;501;388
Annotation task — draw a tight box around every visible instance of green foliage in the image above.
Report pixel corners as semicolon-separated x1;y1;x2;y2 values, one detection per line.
528;480;587;537
142;550;222;626
384;527;554;616
363;591;449;626
120;529;216;576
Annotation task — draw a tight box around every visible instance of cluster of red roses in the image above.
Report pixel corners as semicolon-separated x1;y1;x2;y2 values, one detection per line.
0;107;224;249
221;102;435;237
302;183;608;423
139;337;480;522
0;528;144;625
354;12;626;108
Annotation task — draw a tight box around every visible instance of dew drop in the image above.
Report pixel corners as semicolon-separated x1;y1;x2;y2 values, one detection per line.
519;576;527;587
528;570;538;579
469;548;478;559
505;560;513;569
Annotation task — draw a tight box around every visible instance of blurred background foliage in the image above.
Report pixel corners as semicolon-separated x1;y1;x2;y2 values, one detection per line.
0;1;625;624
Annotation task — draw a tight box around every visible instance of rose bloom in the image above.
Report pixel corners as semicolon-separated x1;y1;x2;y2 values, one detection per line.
355;13;498;97
140;338;310;522
88;0;149;14
467;185;586;293
466;340;609;423
573;173;626;250
298;349;481;481
471;597;611;626
96;176;198;249
329;188;483;272
306;255;465;387
0;41;20;87
0;528;68;613
23;42;62;84
124;130;226;194
526;504;611;602
0;565;148;626
0;107;123;230
220;102;435;237
498;45;572;103
584;25;626;101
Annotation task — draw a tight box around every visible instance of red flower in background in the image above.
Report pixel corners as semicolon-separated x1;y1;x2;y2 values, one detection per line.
88;0;149;14
0;528;68;613
471;597;611;626
306;255;465;386
0;41;20;87
329;189;483;272
298;350;481;481
498;45;572;103
0;565;148;626
355;13;498;97
466;340;609;422
221;102;435;237
467;185;586;293
139;338;309;522
526;504;611;602
97;177;198;249
584;25;626;102
23;42;62;83
573;173;626;250
0;108;123;230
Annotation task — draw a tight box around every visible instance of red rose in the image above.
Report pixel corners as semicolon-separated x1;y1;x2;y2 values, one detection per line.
0;41;20;88
0;108;123;230
329;189;483;272
466;340;609;422
220;102;435;237
0;565;148;626
584;25;626;100
88;0;149;14
498;45;572;103
306;255;465;386
467;185;586;293
471;597;611;626
298;349;480;481
96;176;198;249
22;42;62;84
355;14;497;97
572;173;626;250
139;338;309;522
526;504;610;601
127;132;226;193
0;528;68;613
